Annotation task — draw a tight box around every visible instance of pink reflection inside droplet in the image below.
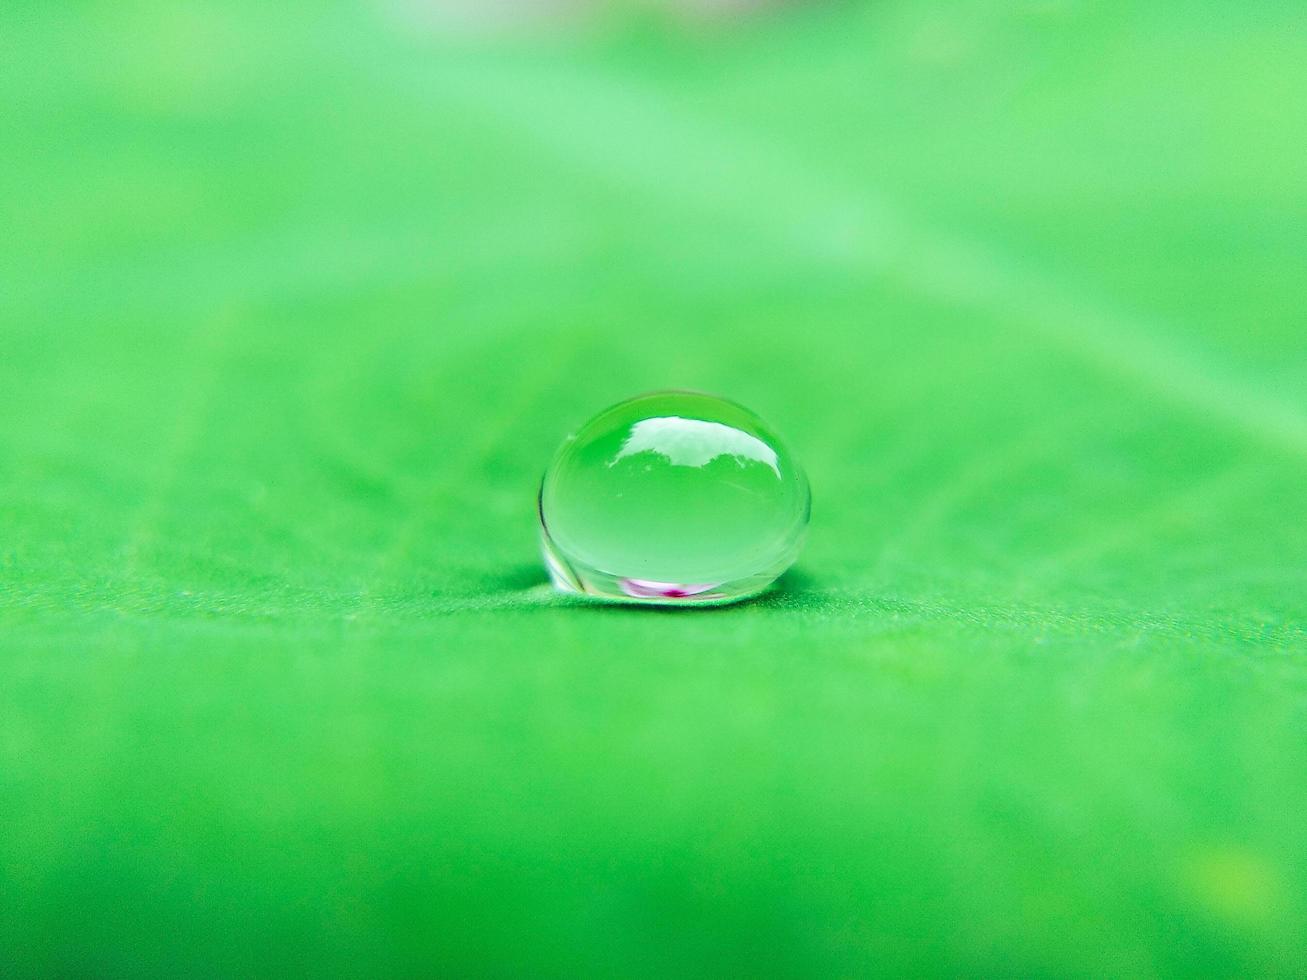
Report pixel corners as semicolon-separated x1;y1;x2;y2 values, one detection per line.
620;578;720;600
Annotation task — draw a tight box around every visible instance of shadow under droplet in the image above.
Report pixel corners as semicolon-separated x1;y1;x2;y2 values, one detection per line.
772;565;819;595
481;563;550;593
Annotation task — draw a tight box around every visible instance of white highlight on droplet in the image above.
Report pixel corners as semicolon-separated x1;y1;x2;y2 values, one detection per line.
609;416;780;477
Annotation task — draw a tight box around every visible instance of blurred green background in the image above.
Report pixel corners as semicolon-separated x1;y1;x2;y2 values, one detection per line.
3;1;1306;975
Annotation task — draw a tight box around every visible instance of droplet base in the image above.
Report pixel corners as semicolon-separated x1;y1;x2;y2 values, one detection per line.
540;525;784;606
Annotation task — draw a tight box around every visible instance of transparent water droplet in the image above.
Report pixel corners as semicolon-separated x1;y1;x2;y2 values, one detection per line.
539;391;810;606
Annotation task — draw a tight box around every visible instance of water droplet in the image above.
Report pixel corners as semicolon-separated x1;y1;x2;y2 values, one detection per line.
539;391;810;605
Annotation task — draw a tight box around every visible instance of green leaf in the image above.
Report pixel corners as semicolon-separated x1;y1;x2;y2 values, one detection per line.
3;1;1305;975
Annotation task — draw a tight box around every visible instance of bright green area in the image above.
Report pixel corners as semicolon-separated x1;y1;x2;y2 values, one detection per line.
3;1;1307;976
542;391;809;594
